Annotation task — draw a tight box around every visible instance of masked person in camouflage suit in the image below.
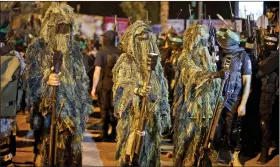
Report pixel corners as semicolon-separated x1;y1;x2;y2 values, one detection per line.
112;21;171;167
256;33;279;165
216;28;252;166
24;3;92;166
172;24;225;167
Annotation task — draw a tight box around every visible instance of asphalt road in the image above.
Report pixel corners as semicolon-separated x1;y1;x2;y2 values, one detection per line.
13;108;279;167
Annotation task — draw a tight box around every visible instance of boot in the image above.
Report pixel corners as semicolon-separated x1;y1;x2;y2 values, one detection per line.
269;146;279;160
257;147;269;165
230;151;242;167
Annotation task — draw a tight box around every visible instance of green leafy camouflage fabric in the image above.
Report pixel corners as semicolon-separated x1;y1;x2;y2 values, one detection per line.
172;24;221;166
112;20;171;167
24;3;92;166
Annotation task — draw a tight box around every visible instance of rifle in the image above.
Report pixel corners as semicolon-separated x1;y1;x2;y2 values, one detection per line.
216;14;233;30
114;15;118;47
208;15;219;62
189;4;194;24
144;11;152;25
48;51;63;166
245;14;260;59
247;15;252;37
253;19;260;59
197;55;232;167
229;1;236;31
125;41;159;166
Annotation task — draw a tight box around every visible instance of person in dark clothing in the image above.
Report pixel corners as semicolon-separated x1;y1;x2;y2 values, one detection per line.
157;33;169;67
216;28;252;166
91;30;121;141
255;33;279;165
157;29;182;145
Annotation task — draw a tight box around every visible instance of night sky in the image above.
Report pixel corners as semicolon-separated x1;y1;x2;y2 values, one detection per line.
68;1;279;23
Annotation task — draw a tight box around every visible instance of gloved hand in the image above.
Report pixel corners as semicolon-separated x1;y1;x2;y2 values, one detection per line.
134;85;151;97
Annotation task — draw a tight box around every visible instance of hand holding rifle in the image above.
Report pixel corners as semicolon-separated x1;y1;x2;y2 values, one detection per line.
47;51;63;86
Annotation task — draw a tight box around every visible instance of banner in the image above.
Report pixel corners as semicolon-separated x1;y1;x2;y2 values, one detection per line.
152;19;185;35
186;19;242;32
167;19;185;35
75;14;104;39
104;17;129;36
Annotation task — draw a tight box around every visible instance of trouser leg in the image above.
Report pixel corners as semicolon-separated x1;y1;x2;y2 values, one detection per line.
0;136;13;167
9;134;16;156
101;89;113;137
271;95;279;148
223;102;242;152
259;91;274;149
257;90;274;164
109;90;117;138
223;103;242;166
259;114;272;149
34;129;41;153
257;114;271;164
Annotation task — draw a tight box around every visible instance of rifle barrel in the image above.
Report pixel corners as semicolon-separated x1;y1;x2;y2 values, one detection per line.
48;87;58;166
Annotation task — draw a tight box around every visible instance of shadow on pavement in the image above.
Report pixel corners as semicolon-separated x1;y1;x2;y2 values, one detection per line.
16;130;31;138
16;141;34;148
13;161;33;167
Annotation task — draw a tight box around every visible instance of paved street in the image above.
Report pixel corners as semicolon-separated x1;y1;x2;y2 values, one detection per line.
13;107;279;167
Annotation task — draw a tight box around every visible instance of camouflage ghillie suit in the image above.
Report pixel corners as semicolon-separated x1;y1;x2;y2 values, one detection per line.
112;21;171;167
172;24;221;166
24;3;92;166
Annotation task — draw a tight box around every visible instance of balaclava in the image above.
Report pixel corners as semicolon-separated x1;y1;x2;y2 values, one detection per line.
263;34;279;51
119;20;160;78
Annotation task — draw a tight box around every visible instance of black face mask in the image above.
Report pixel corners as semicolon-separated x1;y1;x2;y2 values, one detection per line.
265;43;278;51
264;35;278;51
56;23;70;34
